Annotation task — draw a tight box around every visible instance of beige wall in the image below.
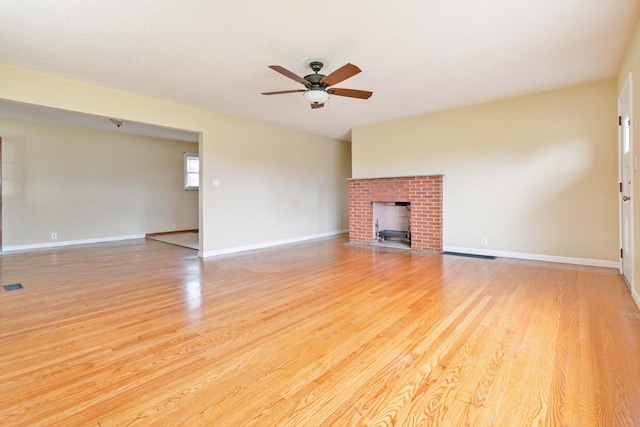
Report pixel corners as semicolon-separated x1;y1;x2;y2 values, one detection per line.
1;117;198;247
352;79;618;263
0;63;351;255
618;14;640;304
204;119;351;250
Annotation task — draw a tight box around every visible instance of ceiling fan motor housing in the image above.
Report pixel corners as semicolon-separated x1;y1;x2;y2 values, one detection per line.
305;61;328;89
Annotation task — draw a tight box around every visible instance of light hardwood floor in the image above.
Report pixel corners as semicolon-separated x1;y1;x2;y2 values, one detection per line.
0;235;639;426
146;231;199;250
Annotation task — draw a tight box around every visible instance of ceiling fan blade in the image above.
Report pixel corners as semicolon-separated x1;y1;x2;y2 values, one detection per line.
268;65;309;86
311;103;325;109
261;89;305;95
327;88;373;99
320;63;361;86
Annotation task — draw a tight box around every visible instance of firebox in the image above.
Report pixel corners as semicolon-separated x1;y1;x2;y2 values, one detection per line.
373;202;411;247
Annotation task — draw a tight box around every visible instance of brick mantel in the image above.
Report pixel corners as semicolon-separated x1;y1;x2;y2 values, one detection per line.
347;175;443;251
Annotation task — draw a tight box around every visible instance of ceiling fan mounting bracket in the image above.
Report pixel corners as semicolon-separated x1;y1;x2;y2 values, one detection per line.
303;58;330;72
309;61;324;73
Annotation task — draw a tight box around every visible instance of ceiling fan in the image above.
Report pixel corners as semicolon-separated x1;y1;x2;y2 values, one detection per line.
261;61;373;109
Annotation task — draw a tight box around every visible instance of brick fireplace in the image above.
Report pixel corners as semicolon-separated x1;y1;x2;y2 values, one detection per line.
347;175;443;252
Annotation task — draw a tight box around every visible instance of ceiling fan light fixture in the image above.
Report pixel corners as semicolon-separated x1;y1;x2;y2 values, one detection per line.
303;89;329;105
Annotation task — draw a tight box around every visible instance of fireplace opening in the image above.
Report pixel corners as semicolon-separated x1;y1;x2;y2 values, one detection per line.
373;202;411;249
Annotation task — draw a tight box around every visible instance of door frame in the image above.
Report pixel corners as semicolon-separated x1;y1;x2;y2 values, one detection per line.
0;136;2;253
618;73;634;288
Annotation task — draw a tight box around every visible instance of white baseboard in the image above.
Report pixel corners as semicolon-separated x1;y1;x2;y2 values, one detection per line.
632;286;640;311
199;230;348;258
443;246;619;269
2;234;145;253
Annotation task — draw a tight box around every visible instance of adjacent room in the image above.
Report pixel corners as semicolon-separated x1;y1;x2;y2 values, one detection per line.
1;1;639;425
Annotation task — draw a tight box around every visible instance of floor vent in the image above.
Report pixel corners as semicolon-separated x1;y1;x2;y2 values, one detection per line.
3;283;24;292
442;252;496;260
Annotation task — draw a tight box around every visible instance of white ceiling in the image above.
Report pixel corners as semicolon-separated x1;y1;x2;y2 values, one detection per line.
0;0;638;142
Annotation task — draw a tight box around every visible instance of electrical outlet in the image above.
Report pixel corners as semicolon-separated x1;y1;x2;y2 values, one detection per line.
51;232;57;240
172;224;177;230
481;237;488;246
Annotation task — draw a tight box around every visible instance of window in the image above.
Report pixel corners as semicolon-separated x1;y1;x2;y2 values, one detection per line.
184;152;199;190
623;113;631;154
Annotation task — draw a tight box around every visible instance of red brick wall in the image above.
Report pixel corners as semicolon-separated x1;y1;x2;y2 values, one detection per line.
347;176;443;251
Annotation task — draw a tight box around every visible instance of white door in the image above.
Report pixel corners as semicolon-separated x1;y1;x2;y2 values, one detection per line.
619;75;634;286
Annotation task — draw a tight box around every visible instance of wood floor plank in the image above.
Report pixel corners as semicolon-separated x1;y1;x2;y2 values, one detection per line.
1;236;639;426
